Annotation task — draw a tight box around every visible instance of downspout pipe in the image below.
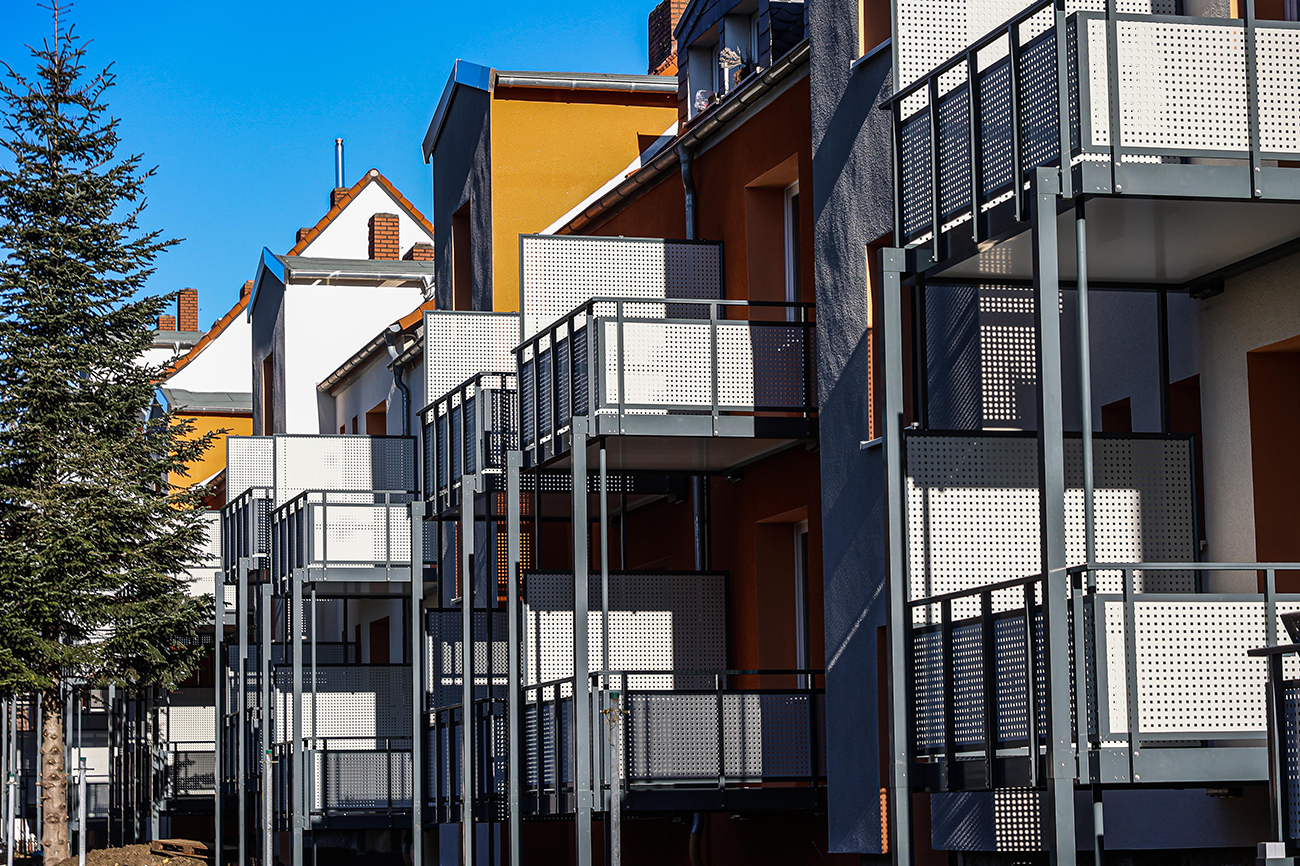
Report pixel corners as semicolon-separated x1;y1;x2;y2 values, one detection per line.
680;143;698;241
680;142;709;574
385;324;412;436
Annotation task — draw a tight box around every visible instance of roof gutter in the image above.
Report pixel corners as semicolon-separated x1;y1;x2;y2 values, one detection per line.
319;333;388;394
560;39;810;235
286;267;434;282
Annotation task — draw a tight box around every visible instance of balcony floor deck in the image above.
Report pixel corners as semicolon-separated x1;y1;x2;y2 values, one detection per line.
919;165;1300;287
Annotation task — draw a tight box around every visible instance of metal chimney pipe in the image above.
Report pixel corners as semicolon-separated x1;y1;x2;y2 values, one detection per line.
334;138;345;188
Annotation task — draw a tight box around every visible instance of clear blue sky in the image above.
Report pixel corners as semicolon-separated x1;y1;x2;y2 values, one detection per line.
1;0;657;328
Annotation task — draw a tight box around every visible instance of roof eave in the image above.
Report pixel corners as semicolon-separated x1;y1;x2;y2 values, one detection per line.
423;59;494;163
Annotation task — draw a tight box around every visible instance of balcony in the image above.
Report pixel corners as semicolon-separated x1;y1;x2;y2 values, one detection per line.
522;670;826;816
271;662;414;824
270;489;417;585
885;0;1300;281
421;372;518;517
517;297;817;471
902;429;1298;790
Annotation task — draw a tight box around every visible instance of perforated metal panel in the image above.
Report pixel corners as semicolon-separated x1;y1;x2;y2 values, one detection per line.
426;609;509;710
599;320;810;411
227;436;274;500
272;665;411;742
423;311;520;403
1285;683;1300;841
1098;599;1300;736
520;236;722;340
1257;26;1300;154
523;572;726;690
906;434;1195;619
273;435;415;506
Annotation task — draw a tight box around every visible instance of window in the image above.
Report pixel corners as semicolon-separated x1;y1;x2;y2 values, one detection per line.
858;0;890;58
365;401;387;435
711;41;723;95
451;201;472;311
750;12;761;67
261;354;274;435
351;415;359;435
783;181;801;320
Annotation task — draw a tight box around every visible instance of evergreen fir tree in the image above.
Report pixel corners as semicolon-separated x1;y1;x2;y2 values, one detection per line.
0;6;216;858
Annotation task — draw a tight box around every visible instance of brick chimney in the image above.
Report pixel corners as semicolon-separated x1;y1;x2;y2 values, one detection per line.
403;242;434;262
368;213;400;260
178;288;199;332
240;280;253;299
296;227;312;246
330;188;350;209
158;314;177;331
648;0;687;75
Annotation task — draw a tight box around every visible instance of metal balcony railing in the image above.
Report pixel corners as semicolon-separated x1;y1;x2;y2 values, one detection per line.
269;489;417;582
521;670;826;816
421;372;519;516
165;743;216;798
908;562;1300;790
427;698;508;824
517;297;816;465
883;0;1300;252
221;485;271;577
1249;636;1300;856
272;738;414;824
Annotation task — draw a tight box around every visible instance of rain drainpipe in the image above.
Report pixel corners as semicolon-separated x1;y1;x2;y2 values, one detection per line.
385;324;412;436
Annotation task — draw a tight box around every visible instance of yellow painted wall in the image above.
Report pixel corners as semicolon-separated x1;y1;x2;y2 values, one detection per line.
489;89;677;313
170;412;253;489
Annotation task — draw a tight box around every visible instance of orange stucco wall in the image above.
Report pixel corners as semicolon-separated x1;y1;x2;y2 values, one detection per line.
488;87;678;313
170;412;252;489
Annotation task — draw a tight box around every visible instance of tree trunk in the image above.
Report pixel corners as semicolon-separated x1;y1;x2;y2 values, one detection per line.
41;685;69;863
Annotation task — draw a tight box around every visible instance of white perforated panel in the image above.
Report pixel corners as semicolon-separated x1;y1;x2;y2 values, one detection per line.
272;665;411;743
521;236;722;340
599;321;809;411
1099;600;1295;735
226;436;274;500
274;436;414;505
1256;25;1300;154
423;311;521;405
906;434;1195;619
306;501;412;567
523;572;726;690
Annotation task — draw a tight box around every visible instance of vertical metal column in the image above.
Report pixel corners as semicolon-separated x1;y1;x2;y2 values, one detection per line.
881;248;913;866
506;453;523;866
411;501;426;866
460;491;475;865
212;569;223;866
599;444;610;687
261;583;273;866
571;417;593;866
237;560;249;866
292;571;304;866
1031;166;1078;866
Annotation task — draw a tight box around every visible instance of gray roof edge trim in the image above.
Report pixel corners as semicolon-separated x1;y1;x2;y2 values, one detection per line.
423;59;495;162
246;247;285;321
493;71;678;92
561;39;811;235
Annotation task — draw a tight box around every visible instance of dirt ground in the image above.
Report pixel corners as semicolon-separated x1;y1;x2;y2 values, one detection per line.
45;844;206;866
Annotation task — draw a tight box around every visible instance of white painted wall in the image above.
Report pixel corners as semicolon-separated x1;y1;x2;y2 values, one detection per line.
166;312;253;394
282;283;423;433
300;179;433;260
328;352;396;435
1198;250;1300;580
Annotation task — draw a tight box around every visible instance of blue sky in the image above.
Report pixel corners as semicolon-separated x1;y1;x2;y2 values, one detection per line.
1;0;656;328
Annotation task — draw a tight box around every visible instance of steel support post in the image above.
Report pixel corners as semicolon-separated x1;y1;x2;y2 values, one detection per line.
881;248;913;866
292;571;304;866
212;568;223;866
411;501;426;866
1031;167;1078;866
460;490;475;865
261;583;273;866
571;417;593;866
506;453;523;866
237;560;249;866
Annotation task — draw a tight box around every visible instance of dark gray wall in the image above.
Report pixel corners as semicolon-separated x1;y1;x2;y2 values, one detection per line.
432;87;494;313
809;0;894;851
250;273;286;436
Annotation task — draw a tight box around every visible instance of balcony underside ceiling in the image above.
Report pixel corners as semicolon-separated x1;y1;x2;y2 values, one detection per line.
935;195;1300;286
543;434;809;474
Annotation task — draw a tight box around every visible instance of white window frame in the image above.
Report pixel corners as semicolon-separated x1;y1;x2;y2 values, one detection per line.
750;11;761;66
783;180;801;321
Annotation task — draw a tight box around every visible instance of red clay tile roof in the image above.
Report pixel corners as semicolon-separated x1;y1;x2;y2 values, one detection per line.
287;169;434;257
